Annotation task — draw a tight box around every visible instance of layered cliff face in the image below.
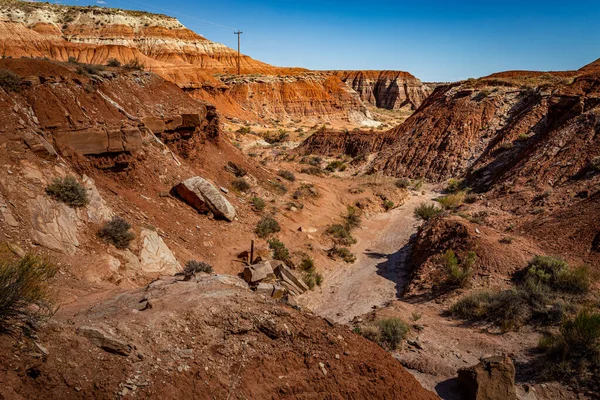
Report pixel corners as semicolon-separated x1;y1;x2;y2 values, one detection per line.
0;1;378;124
329;70;432;110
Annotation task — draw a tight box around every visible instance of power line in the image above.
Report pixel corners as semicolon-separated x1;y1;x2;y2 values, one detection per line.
234;30;243;75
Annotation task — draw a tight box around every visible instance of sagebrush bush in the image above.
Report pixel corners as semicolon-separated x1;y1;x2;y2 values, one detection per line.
277;170;296;182
344;206;361;229
45;176;89;207
522;256;591;294
299;255;315;273
383;200;394;211
442;249;476;287
251;197;266;211
395;178;410;189
328;246;356;263
300;166;323;176
538;310;600;388
0;69;21;92
414;202;442;220
268;238;291;266
377;318;409;350
326;160;346;172
106;58;121;67
445;178;463;193
184;260;213;274
123;58;144;71
98;216;135;249
326;224;356;246
255;216;281;238
231;178;251;192
0;254;57;335
437;191;465;210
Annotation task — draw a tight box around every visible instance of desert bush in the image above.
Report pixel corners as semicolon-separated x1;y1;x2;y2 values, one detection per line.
377;318;410;350
76;64;104;75
106;58;121;67
414;202;442;220
299;255;315;273
395;178;411;189
268;238;292;266
45;176;89;207
383;200;394;211
306;156;322;167
251;197;266;211
464;193;478;204
326;160;347;172
517;133;530;141
300;166;323;176
123;58;144;71
184;260;213;274
412;179;423;190
236;126;252;134
538;310;600;388
499;236;514;244
315;273;323;286
303;273;316;290
328;247;356;263
277;170;296;182
98;216;135;249
344;206;361;229
326;224;356;246
359;324;380;343
437;191;465;210
445;178;463;193
442;249;476;287
0;69;21;92
522;256;592;294
499;142;514;150
255;216;281;238
231;178;251;192
0;254;57;335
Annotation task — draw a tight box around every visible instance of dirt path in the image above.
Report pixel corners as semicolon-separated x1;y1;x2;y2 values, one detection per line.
298;189;437;323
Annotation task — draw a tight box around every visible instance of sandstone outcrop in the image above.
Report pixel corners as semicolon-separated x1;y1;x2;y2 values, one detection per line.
329;70;432;110
173;176;236;221
458;356;517;400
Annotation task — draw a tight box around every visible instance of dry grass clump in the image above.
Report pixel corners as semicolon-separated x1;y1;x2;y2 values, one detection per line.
356;318;409;350
414;202;443;220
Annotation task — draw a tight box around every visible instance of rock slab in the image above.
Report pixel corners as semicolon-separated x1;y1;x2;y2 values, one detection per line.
174;177;236;221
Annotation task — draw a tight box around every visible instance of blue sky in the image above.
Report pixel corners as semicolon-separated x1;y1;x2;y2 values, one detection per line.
61;0;600;81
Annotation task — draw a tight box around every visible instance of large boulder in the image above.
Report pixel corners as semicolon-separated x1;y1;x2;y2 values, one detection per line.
139;229;182;275
243;261;275;284
458;356;517;400
174;177;236;221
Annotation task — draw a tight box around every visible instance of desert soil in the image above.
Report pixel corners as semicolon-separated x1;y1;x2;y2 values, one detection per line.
298;189;437;322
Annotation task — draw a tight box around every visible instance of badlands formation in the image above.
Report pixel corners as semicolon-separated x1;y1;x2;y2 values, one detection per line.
0;1;599;400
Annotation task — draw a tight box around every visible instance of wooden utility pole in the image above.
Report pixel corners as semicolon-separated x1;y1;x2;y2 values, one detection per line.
234;30;243;75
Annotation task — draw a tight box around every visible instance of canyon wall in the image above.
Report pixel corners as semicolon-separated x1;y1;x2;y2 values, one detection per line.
0;1;379;124
329;70;432;110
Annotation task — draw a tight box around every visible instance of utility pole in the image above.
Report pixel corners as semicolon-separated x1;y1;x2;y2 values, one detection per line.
234;30;243;75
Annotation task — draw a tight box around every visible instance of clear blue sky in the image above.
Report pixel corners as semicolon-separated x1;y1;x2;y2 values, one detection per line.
62;0;600;81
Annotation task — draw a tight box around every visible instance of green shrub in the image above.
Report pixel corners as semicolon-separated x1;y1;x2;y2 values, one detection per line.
412;179;423;190
395;178;410;189
538;310;600;387
299;255;315;273
0;69;21;92
236;126;252;134
231;178;251;192
376;318;410;350
383;200;394;211
523;256;591;294
255;216;281;238
45;176;89;207
251;197;266;211
300;166;323;176
414;203;442;220
445;178;463;193
499;236;514;244
499;142;514;150
98;216;135;249
443;250;476;287
328;247;356;263
344;205;361;229
76;64;104;75
359;324;380;343
326;160;347;172
184;260;213;274
268;238;291;266
106;58;121;67
303;273;316;290
464;193;478;204
0;254;57;335
123;58;144;71
277;170;296;182
315;272;323;286
437;191;465;210
518;133;530;141
326;224;356;246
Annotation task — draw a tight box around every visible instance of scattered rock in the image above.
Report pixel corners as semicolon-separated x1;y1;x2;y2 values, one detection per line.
458;355;517;400
174;177;236;221
139;229;182;274
78;326;132;356
298;226;317;233
274;264;309;294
